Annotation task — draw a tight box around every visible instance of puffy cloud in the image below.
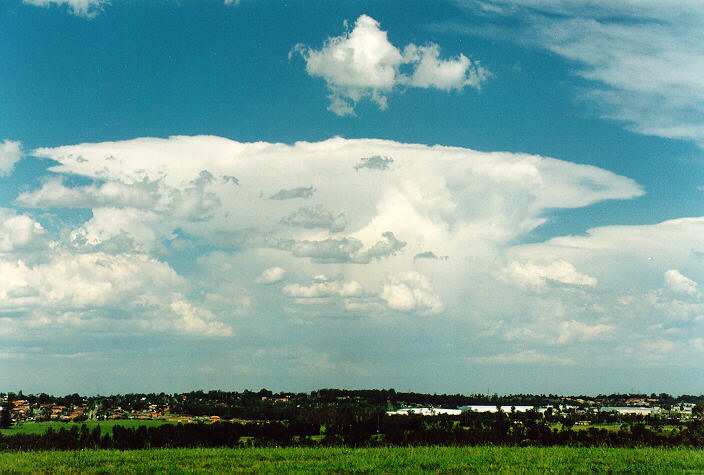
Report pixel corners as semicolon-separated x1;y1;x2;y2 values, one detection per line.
0;251;230;337
0;252;181;310
484;215;704;363
170;299;232;337
15;177;159;209
292;15;488;115
0;210;45;253
500;260;598;289
665;269;700;297
508;217;704;291
283;275;363;298
0;140;22;177
403;44;489;90
23;0;108;17
255;266;286;284
381;271;443;314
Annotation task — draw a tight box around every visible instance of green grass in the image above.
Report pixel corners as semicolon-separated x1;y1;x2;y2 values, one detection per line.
0;420;177;436
1;446;704;473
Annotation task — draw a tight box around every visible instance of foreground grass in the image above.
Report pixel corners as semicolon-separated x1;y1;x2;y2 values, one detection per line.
2;446;704;473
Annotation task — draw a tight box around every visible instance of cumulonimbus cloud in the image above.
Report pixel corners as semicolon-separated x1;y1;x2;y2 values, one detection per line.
13;135;693;368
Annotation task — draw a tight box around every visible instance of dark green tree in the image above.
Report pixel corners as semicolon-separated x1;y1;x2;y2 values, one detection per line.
1;405;13;428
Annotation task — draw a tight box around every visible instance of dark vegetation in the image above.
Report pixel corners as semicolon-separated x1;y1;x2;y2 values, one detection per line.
2;411;704;451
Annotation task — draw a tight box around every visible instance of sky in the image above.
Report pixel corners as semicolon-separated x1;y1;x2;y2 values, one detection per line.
1;0;704;396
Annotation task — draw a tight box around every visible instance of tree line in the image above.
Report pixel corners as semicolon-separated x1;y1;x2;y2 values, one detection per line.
3;412;704;451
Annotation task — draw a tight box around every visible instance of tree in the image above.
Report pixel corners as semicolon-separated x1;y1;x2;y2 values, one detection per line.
0;405;12;428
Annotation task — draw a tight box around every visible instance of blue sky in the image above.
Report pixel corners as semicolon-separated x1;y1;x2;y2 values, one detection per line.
1;0;704;395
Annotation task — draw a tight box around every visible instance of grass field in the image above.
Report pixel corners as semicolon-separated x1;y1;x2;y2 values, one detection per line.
0;420;176;436
1;446;703;472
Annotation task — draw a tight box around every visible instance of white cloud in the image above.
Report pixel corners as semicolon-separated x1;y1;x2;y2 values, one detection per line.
170;299;232;337
292;15;488;115
23;0;108;17
255;266;286;284
283;275;363;298
17;134;673;367
403;44;489;90
381;271;443;314
24;135;638;278
485;215;704;362
500;260;597;289
665;269;700;297
0;210;45;253
0;140;22;177
16;177;159;209
0;252;181;309
0;252;230;337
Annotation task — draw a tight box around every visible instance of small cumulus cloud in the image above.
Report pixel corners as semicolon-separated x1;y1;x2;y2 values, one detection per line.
403;43;489;91
170;299;232;337
500;260;597;289
255;266;286;284
291;15;488;116
0;210;45;253
0;140;22;177
381;271;443;314
665;269;700;297
282;275;363;299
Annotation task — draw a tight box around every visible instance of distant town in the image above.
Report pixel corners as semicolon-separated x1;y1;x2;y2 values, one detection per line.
3;389;704;451
3;389;703;425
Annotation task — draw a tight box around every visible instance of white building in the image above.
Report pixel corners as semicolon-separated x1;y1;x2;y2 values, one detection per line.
460;405;535;413
386;407;462;416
